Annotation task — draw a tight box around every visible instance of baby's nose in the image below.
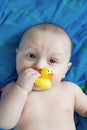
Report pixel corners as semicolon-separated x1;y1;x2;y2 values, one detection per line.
33;59;47;71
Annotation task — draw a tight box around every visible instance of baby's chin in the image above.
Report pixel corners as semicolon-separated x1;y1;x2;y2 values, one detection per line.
33;85;48;91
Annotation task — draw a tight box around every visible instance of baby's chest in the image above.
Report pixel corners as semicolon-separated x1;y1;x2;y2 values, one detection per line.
21;92;74;122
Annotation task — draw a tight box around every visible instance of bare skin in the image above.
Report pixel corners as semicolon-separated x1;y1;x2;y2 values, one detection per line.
14;82;76;130
0;24;87;130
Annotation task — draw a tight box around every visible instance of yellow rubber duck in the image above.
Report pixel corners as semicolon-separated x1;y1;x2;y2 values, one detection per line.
34;68;54;90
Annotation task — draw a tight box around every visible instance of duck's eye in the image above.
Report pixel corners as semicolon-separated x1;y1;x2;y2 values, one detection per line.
48;70;50;72
48;69;51;73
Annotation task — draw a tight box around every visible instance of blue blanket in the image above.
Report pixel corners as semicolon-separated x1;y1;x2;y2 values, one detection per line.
0;0;87;130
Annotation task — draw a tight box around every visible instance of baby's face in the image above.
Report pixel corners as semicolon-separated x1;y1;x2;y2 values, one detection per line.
16;29;71;87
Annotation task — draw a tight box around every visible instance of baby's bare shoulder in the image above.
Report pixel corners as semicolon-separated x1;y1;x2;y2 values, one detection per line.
61;81;81;92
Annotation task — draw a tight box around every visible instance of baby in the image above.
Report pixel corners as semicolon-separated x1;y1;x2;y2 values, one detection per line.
0;23;87;130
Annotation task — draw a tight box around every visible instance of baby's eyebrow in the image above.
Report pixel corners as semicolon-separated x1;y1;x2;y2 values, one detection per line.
51;52;61;56
25;44;39;50
23;48;35;53
25;44;34;49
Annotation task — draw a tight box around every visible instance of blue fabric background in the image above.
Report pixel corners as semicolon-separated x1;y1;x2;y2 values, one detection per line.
0;0;87;130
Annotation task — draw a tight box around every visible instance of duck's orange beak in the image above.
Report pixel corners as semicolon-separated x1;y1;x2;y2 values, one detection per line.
48;73;54;79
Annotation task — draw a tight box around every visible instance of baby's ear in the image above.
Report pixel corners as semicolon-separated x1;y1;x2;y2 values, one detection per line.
68;62;72;70
16;48;18;53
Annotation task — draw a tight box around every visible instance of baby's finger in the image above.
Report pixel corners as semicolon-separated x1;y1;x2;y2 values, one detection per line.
25;68;40;77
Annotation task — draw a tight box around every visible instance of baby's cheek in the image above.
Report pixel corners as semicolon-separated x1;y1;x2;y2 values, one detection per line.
51;76;57;86
52;74;62;83
17;62;29;74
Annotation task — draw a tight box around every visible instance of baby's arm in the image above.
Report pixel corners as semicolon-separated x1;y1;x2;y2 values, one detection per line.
0;68;40;129
0;83;28;129
73;83;87;117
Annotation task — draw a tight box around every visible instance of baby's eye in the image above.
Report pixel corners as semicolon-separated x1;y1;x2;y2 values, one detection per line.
27;53;36;59
49;59;57;64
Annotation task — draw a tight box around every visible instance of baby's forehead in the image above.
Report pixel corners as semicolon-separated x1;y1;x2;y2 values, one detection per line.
28;27;71;45
19;24;72;51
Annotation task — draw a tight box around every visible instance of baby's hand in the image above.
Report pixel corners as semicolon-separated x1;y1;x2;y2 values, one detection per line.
16;68;40;93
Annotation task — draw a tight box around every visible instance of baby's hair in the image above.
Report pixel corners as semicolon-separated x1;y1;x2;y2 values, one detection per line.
33;23;62;33
29;23;67;35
